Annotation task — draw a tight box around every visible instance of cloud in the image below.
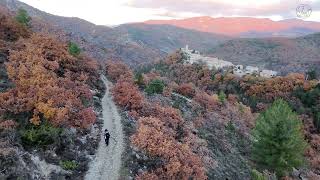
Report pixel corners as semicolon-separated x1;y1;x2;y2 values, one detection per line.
127;0;320;20
152;10;203;19
19;0;320;25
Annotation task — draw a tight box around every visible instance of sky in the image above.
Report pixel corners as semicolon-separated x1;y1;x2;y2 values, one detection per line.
19;0;320;25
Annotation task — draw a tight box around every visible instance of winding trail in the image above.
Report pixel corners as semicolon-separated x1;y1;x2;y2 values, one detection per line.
85;75;124;180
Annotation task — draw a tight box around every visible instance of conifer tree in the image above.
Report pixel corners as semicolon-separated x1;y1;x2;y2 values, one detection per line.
145;79;164;95
252;99;307;177
68;42;81;56
218;90;226;103
134;73;144;87
15;8;31;27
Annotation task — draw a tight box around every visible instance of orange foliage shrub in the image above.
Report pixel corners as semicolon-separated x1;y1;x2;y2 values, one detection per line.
0;140;14;157
0;120;17;129
0;13;30;41
305;148;320;171
242;73;306;101
143;72;161;85
165;63;197;84
176;83;196;98
301;115;320;172
136;172;159;180
306;171;320;180
163;82;178;97
138;102;183;131
106;60;133;82
131;117;174;157
164;51;184;65
131;117;207;180
227;102;256;131
112;78;144;111
162;86;173;97
227;94;238;104
193;91;218;112
0;34;96;128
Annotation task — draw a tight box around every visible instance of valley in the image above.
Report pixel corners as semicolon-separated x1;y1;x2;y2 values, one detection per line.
0;1;320;180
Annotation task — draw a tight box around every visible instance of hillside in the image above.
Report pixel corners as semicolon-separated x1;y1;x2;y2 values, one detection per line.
1;1;320;180
145;16;320;37
0;0;228;65
106;52;320;179
206;33;320;74
0;8;106;179
115;23;227;54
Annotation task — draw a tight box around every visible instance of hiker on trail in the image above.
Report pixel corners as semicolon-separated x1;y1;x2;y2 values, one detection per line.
104;129;110;146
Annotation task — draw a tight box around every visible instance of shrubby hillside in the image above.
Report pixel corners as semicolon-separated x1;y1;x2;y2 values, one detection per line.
0;8;104;179
108;51;320;179
1;1;320;180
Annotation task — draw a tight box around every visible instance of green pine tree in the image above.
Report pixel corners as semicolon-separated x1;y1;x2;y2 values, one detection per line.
145;79;164;95
15;8;31;27
307;69;317;80
218;91;226;103
134;73;144;87
252;99;307;177
251;169;267;180
68;42;81;56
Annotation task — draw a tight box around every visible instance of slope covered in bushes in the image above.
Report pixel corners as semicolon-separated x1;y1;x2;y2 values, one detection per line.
0;9;103;179
112;51;320;179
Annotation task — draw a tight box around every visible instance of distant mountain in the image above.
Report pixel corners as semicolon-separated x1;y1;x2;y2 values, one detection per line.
115;23;227;54
1;0;319;74
206;33;320;74
145;17;320;37
0;0;228;65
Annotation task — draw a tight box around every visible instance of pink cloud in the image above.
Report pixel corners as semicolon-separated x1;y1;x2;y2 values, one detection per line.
127;0;320;18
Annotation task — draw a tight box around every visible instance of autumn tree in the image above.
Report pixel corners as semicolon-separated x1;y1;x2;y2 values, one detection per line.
193;91;218;112
0;34;96;128
131;117;207;180
242;73;306;102
106;60;133;82
0;12;30;41
252;99;307;177
112;78;144;111
176;83;195;98
138;102;183;130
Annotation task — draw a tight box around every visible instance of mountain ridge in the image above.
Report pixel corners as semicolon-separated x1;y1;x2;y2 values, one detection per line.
1;0;319;74
145;16;320;37
0;0;229;65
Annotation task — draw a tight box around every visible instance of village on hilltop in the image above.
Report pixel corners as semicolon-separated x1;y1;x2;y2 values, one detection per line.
181;45;278;78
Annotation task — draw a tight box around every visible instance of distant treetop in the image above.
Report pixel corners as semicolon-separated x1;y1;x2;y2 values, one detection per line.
15;8;31;27
68;42;81;56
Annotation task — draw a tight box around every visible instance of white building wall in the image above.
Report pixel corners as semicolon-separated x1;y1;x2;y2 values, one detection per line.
182;46;277;79
260;70;277;78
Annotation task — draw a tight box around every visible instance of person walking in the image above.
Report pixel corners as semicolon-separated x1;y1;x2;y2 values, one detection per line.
104;129;110;146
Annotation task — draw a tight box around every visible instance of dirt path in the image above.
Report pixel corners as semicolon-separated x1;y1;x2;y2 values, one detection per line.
85;75;124;180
